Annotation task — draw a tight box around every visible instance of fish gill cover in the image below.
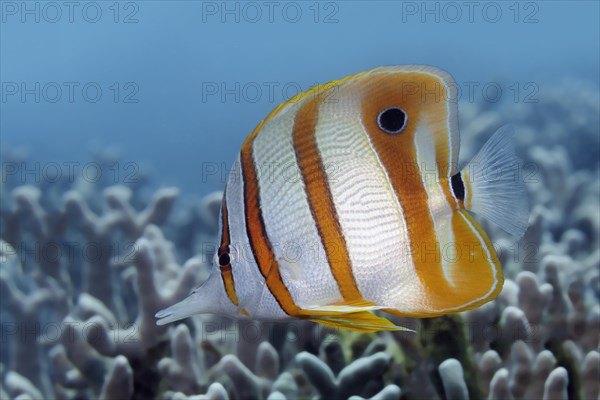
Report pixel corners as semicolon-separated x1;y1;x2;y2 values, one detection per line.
1;1;599;400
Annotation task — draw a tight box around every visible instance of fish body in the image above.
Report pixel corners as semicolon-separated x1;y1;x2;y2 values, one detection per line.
156;65;529;331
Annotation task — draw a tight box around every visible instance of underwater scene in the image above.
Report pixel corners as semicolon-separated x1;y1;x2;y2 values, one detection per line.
1;1;599;399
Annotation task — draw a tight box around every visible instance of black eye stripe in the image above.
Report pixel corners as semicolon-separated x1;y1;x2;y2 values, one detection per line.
377;107;407;134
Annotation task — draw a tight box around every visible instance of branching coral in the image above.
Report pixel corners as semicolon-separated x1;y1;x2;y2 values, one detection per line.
1;79;599;399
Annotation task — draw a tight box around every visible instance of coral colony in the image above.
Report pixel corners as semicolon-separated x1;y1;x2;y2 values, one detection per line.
1;80;599;399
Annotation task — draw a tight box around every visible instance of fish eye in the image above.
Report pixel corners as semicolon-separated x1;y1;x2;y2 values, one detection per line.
377;107;407;134
218;253;231;267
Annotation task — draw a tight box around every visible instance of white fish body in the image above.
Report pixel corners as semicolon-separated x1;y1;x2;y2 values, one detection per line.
156;65;529;332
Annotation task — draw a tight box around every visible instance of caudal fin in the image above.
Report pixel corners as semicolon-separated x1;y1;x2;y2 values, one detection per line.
461;125;529;238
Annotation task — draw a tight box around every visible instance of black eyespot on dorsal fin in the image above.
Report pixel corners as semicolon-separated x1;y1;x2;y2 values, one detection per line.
451;172;465;201
377;107;407;134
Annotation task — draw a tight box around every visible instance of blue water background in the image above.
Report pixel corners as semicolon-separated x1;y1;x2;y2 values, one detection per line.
2;1;599;194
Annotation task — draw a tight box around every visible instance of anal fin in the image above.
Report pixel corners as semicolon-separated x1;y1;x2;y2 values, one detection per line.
308;312;407;332
300;300;413;332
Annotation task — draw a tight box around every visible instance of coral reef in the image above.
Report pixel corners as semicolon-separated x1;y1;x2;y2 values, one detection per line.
1;79;599;399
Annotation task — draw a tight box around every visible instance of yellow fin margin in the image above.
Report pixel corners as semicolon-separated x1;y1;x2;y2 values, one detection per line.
300;300;414;333
308;312;406;333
